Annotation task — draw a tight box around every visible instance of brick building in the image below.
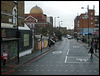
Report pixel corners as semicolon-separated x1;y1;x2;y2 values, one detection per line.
1;1;24;27
25;5;53;35
1;1;32;62
74;9;99;35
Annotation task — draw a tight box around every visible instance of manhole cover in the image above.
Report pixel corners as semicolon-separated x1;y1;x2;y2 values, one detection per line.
52;51;62;54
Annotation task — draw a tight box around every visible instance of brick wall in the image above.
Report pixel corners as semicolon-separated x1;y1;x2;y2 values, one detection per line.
1;1;24;27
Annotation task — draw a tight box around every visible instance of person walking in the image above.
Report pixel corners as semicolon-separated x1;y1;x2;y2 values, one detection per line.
77;37;79;41
88;45;94;58
2;50;8;66
48;38;51;48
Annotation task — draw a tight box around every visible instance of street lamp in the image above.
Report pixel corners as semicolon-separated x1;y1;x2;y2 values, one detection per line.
81;16;84;37
59;21;62;30
54;16;59;27
77;13;79;38
14;1;19;63
41;34;42;53
87;5;89;47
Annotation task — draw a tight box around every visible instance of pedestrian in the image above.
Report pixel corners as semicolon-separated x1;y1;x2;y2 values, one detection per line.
48;38;51;48
88;45;94;58
2;50;8;66
77;37;78;41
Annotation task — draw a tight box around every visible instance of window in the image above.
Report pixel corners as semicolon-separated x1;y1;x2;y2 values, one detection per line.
95;19;98;21
13;6;17;26
91;22;93;25
91;17;93;20
91;13;93;15
24;34;29;47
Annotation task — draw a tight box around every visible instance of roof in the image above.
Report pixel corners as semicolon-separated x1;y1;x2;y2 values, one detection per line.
18;23;30;30
30;5;43;14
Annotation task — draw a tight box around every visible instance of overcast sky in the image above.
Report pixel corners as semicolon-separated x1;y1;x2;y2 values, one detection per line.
25;1;99;29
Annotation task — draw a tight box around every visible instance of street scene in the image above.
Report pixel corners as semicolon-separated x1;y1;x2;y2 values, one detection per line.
1;38;99;75
1;1;99;75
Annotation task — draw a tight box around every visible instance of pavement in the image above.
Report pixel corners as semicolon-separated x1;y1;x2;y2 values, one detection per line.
78;40;99;58
1;39;99;73
1;45;54;73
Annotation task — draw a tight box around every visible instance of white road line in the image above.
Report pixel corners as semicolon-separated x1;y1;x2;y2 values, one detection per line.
65;49;70;63
65;56;67;63
67;49;69;55
66;62;98;63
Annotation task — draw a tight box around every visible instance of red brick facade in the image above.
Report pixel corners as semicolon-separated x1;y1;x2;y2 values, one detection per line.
74;9;95;33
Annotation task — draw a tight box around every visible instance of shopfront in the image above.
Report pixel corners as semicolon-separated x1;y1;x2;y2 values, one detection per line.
1;28;18;62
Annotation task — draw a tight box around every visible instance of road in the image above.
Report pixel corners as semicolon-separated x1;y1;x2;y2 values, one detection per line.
5;38;99;75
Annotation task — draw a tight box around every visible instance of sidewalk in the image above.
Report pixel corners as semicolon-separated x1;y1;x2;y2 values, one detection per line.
1;46;54;73
78;40;99;58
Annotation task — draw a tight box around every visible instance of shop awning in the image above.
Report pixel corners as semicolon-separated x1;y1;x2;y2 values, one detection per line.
84;32;92;35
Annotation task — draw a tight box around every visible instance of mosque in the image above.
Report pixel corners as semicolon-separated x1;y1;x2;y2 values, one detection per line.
25;5;52;35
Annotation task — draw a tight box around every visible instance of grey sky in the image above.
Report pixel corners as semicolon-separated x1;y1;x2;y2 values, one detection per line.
25;1;99;29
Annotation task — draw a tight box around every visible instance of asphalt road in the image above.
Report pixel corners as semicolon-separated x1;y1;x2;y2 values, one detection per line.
5;38;99;75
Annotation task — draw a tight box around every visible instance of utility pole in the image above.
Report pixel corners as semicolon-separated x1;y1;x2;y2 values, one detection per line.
41;34;42;53
14;1;20;63
87;5;89;47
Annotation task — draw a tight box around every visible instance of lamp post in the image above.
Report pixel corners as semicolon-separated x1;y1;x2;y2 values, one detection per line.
14;1;19;63
77;13;79;38
54;16;59;27
87;5;89;47
59;21;62;30
41;34;42;53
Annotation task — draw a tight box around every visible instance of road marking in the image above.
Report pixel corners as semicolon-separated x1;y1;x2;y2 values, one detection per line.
66;62;98;63
1;70;15;75
23;45;58;66
65;49;69;63
89;70;92;72
65;56;67;63
67;49;69;55
52;51;62;54
73;46;80;48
